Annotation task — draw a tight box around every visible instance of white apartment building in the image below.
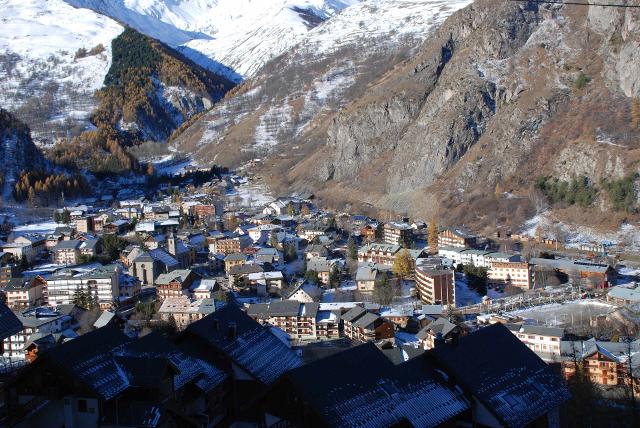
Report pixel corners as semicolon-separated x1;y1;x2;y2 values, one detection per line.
45;265;120;309
507;324;564;362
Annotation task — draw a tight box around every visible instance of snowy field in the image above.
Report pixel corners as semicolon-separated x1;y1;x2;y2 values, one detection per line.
12;221;63;235
508;299;616;327
225;182;275;209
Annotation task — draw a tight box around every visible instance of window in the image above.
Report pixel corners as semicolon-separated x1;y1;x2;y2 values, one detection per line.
77;399;88;413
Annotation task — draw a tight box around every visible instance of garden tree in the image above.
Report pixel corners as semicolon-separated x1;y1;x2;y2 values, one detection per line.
102;234;126;261
347;236;358;260
311;235;321;245
304;269;319;283
373;275;395;306
287;203;295;216
392;249;413;282
561;341;604;426
53;210;62;223
463;264;488;295
301;204;310;216
91;290;100;310
72;286;91;310
146;162;156;176
224;214;239;231
632;98;640;129
135;301;156;322
428;219;439;254
61;208;71;224
285;244;297;262
329;265;341;288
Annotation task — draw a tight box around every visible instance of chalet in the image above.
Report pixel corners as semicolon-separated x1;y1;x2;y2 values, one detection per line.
267;343;470;427
155;269;199;301
7;326;230;427
3;276;46;309
51;240;81;265
247;301;321;340
607;283;640;305
355;264;383;294
178;305;302;415
246;271;285;295
429;323;571;428
505;324;564;362
2;307;74;360
224;252;248;274
438;227;477;248
562;339;640;392
102;219;129;234
286;281;322;302
191;278;217;299
306;256;335;285
416;317;460;350
208;233;252;255
342;306;394;342
383;222;413;247
158;296;216;330
255;247;280;265
305;244;328;260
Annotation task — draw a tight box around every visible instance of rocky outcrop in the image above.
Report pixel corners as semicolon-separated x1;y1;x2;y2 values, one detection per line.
180;0;640;229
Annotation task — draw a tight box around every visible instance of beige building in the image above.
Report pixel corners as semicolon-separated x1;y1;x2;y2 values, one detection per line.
488;261;533;290
383;222;413;247
415;265;455;306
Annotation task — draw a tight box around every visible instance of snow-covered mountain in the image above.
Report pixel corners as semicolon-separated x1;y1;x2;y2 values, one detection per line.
0;0;124;142
173;0;473;164
65;0;359;81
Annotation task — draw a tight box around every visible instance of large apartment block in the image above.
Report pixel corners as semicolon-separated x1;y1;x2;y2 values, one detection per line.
246;300;340;340
415;264;455;306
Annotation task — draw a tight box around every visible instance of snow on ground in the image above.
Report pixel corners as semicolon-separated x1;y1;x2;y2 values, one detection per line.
154;156;194;176
13;221;63;235
455;273;483;306
226;182;275;208
508;299;616;327
66;0;358;81
521;212;640;252
0;0;124;138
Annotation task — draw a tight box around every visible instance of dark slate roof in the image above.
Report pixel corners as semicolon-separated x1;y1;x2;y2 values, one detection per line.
53;239;81;250
41;325;132;400
342;306;367;323
246;300;301;318
184;304;302;385
351;312;380;329
284;343;468;427
430;323;571;428
114;332;227;393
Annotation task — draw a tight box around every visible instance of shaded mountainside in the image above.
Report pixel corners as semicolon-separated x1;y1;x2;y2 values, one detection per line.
49;27;235;174
178;0;640;232
0;109;46;201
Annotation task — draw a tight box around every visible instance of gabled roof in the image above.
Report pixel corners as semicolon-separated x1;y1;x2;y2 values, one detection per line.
351;312;380;329
342;305;367;323
430;324;571;428
183;304;302;385
40;325;132;400
283;343;469;427
0;303;22;340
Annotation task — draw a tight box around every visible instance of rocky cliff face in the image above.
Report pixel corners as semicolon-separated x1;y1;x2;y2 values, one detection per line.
181;0;640;230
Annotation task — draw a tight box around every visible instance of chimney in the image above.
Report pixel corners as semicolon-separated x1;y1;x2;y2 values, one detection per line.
227;322;237;340
434;332;445;348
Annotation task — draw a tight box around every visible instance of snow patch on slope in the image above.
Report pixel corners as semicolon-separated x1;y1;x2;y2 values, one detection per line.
65;0;359;81
0;0;123;141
